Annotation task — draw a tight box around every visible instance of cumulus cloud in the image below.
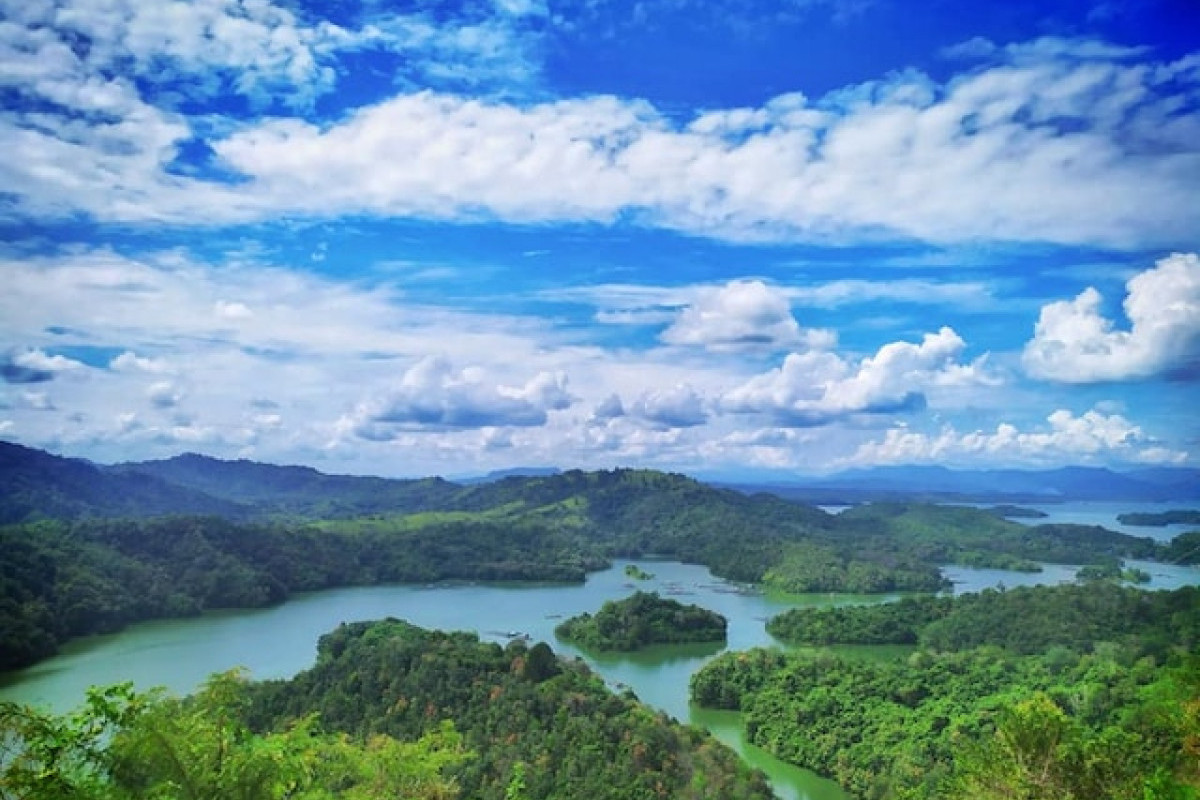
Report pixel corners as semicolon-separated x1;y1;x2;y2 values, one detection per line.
0;348;84;384
722;327;993;425
846;408;1187;466
628;385;709;428
1023;252;1200;382
110;351;170;374
661;280;833;352
345;356;574;438
147;381;185;409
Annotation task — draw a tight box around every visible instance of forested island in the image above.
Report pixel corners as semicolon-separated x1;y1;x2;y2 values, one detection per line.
1118;509;1200;526
624;564;655;580
555;591;727;651
2;619;774;800
984;504;1048;518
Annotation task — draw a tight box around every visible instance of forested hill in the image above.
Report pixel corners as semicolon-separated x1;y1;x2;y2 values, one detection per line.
109;450;462;518
2;620;776;800
244;619;775;800
0;441;244;523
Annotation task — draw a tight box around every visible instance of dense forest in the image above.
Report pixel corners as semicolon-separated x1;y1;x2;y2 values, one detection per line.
1;620;774;800
245;619;773;800
555;591;727;651
693;583;1200;799
0;441;1191;670
766;583;1200;654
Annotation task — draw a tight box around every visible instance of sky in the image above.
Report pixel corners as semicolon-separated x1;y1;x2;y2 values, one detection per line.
1;0;1198;480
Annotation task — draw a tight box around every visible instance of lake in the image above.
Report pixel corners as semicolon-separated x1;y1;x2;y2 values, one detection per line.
2;553;1197;800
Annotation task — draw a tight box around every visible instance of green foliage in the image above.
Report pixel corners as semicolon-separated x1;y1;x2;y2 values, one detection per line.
245;619;774;800
624;564;655;580
761;541;944;593
692;647;1200;800
1165;531;1200;565
555;592;727;651
0;671;468;800
767;583;1200;656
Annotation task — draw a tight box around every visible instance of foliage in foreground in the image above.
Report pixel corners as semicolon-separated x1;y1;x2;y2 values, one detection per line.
0;671;468;800
2;620;774;800
555;591;727;651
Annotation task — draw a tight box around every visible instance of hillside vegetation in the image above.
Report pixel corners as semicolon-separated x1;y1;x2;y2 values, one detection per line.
1;620;774;800
693;583;1200;800
244;619;774;800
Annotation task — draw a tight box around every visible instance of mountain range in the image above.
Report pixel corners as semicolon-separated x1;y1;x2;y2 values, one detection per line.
1;441;1196;526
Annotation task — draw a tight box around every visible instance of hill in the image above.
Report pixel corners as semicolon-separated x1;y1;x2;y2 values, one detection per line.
0;441;244;523
245;619;773;800
108;452;462;517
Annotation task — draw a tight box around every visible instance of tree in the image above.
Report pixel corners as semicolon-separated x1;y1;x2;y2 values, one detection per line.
1;671;469;800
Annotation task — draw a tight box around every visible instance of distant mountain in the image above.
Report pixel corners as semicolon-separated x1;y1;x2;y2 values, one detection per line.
456;466;562;484
0;441;243;523
108;452;462;517
721;465;1200;503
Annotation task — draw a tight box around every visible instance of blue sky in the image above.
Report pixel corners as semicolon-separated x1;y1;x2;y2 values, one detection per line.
1;0;1198;479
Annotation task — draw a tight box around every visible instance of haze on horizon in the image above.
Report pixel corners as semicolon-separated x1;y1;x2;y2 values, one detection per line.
1;0;1198;480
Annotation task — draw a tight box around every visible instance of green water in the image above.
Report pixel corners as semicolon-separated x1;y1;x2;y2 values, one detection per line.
0;559;859;800
5;556;1193;798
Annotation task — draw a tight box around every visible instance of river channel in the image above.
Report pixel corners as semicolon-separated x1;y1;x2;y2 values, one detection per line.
2;555;1198;800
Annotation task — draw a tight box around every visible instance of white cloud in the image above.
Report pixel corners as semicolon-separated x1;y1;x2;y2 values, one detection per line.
722;327;994;425
627;384;708;428
846;408;1187;466
109;351;170;373
147;380;185;409
344;355;574;438
1023;252;1200;382
215;300;254;320
213;41;1198;246
661;279;834;352
1;348;85;384
2;0;339;105
785;278;999;310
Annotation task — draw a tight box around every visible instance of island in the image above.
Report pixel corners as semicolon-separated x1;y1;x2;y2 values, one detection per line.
624;564;655;580
555;591;727;651
985;504;1049;519
1117;509;1200;526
